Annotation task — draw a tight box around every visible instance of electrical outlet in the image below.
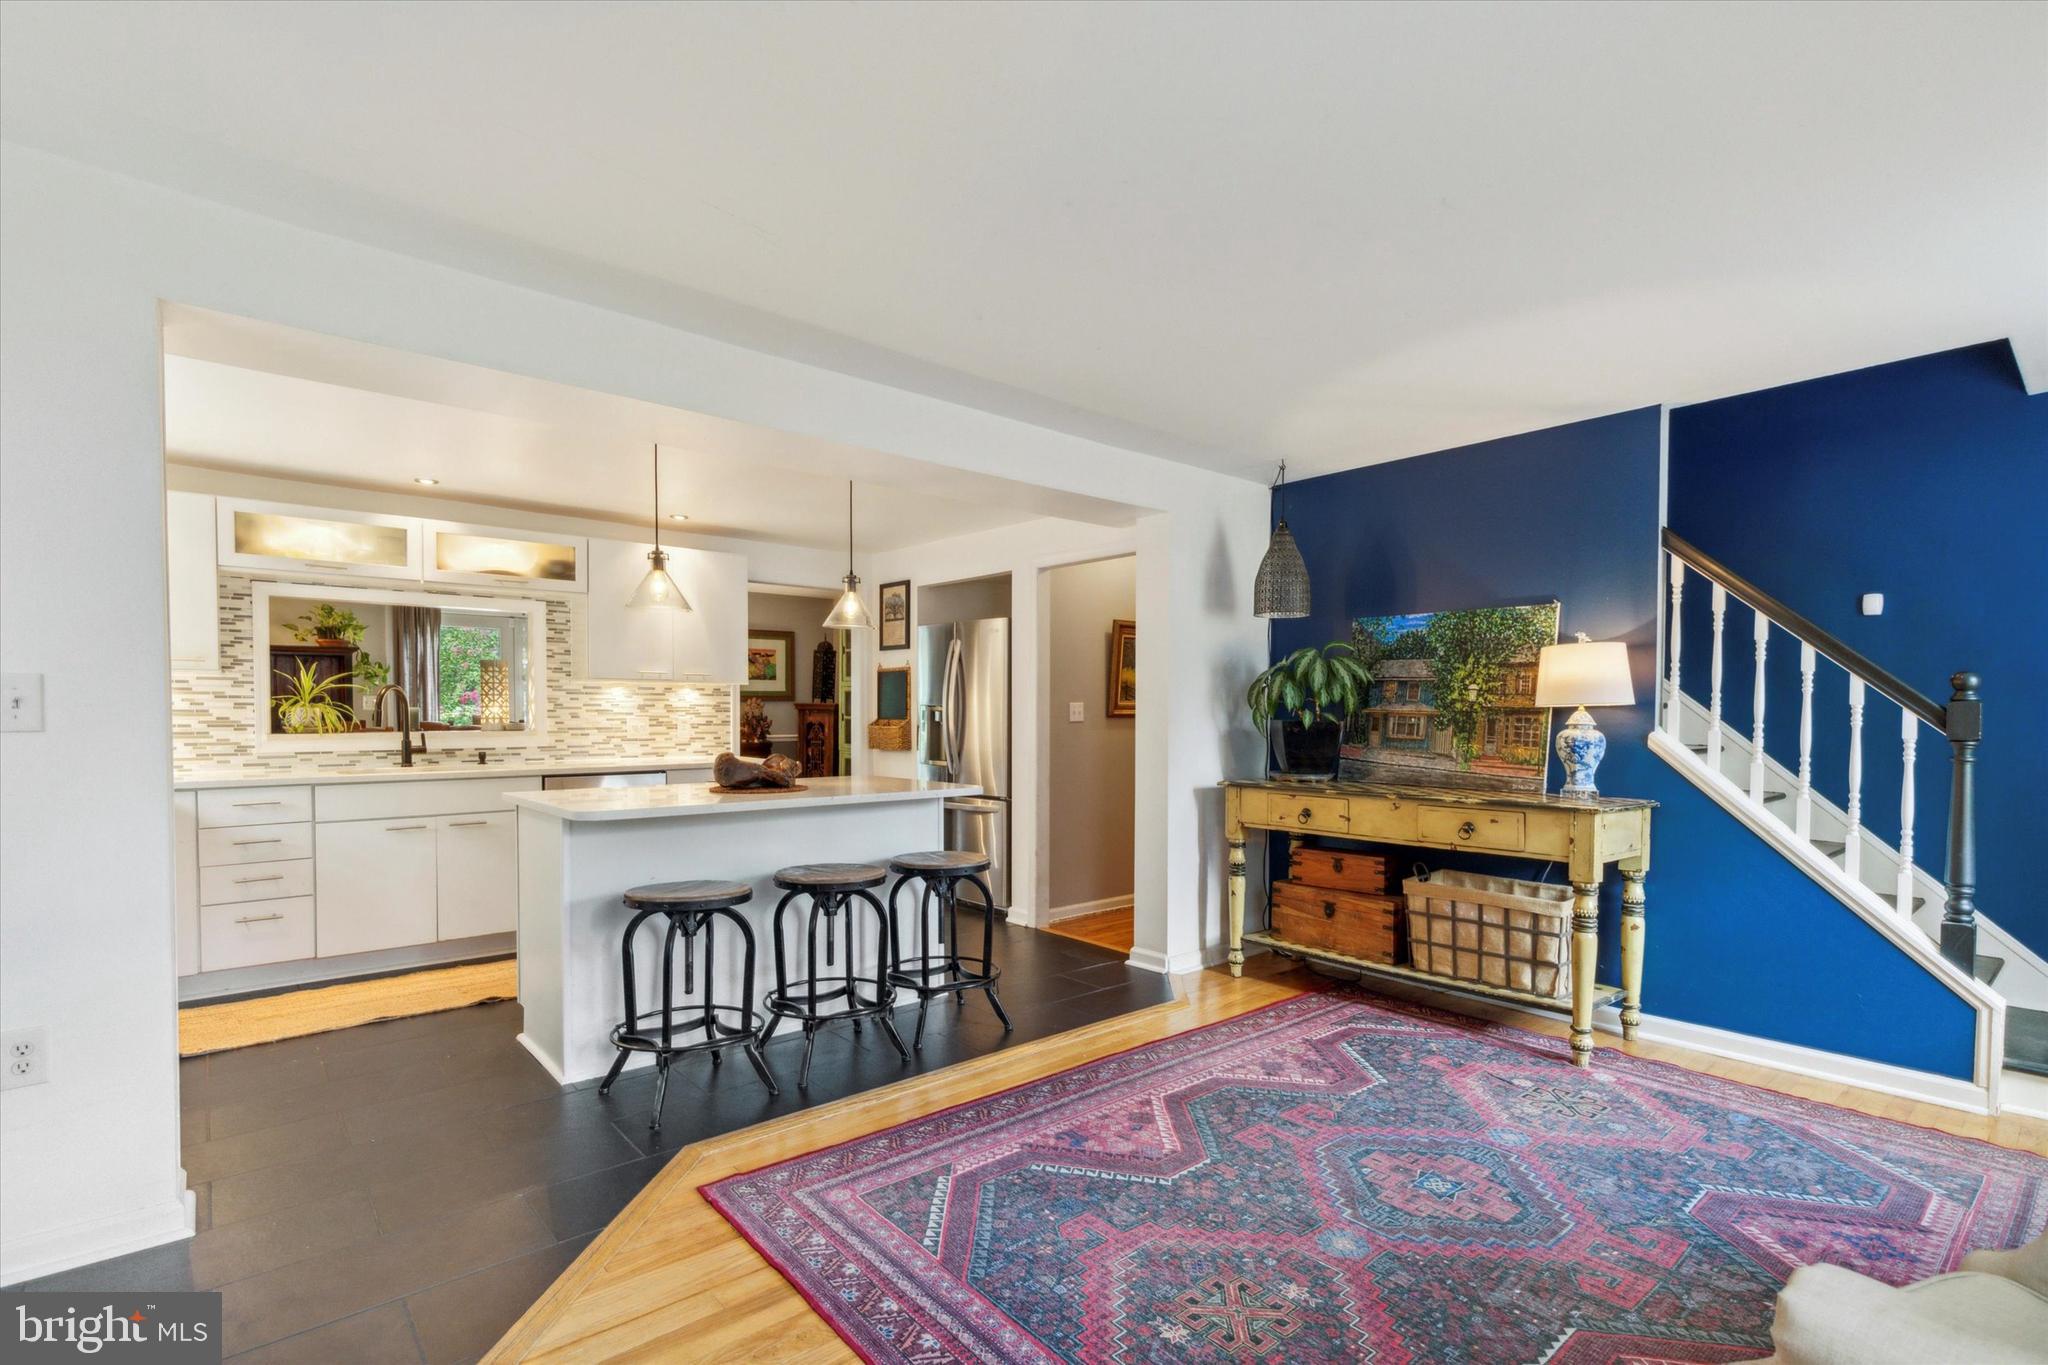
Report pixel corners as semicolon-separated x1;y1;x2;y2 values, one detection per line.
1068;702;1085;722
1;1027;49;1090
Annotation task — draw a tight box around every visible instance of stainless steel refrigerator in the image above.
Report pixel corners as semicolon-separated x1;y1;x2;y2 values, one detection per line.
917;619;1010;909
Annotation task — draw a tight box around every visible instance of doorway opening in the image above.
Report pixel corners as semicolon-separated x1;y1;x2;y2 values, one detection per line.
1039;555;1137;954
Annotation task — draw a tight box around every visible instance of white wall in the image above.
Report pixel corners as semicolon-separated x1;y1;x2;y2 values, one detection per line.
1046;556;1136;913
0;142;1264;1280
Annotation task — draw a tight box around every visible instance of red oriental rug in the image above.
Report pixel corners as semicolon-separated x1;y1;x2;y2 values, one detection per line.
703;990;2046;1364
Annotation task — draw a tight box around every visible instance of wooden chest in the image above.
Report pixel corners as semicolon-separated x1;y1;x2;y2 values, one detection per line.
1269;880;1403;963
1288;846;1387;894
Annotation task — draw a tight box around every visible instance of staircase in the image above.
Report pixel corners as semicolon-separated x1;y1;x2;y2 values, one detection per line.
1651;531;2046;1109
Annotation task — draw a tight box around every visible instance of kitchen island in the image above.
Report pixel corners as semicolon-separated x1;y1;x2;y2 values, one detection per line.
510;775;979;1084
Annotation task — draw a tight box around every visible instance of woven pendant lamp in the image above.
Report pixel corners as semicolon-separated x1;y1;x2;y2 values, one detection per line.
1253;461;1311;618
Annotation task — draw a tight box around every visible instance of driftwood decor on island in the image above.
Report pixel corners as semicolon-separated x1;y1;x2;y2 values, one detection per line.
710;752;804;792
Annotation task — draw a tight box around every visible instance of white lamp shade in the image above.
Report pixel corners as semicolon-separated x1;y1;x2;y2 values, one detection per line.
821;579;874;630
627;550;692;611
1534;639;1633;708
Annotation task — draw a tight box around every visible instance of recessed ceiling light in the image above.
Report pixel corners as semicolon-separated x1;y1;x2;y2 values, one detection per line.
413;476;440;486
669;512;689;521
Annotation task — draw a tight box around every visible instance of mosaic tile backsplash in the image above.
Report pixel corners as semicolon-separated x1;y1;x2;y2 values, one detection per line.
172;575;735;777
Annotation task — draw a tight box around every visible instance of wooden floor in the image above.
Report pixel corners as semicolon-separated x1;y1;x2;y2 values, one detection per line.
486;955;2048;1362
1043;905;1134;953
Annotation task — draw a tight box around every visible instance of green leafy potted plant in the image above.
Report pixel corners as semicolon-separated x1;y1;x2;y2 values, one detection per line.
287;604;366;648
1246;642;1373;779
273;661;357;734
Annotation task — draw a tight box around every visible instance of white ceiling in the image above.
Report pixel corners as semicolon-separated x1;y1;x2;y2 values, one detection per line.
7;3;2045;477
160;308;1136;551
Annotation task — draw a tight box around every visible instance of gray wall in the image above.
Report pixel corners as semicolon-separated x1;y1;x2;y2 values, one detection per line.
1046;556;1135;911
917;573;1010;628
746;590;836;760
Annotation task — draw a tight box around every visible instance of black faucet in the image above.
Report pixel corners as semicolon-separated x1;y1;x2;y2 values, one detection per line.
366;684;426;767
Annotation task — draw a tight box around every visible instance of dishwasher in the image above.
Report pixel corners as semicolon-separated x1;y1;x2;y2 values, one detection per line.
541;771;668;790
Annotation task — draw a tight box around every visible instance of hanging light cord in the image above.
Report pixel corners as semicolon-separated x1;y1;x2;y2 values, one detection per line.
1272;460;1287;524
651;444;663;552
846;483;855;576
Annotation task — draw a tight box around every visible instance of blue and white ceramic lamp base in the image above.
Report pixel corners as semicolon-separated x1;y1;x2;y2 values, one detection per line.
1554;706;1607;798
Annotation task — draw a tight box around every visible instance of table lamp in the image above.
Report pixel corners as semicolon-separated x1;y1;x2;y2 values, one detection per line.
1534;634;1634;797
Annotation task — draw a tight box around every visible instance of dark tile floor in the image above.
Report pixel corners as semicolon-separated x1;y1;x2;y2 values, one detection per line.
20;915;1172;1363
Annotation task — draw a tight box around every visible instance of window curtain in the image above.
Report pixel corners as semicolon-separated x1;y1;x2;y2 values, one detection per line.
391;606;442;723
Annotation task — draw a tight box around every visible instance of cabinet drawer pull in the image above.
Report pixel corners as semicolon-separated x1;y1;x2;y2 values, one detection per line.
232;800;284;808
1322;901;1338;919
231;837;283;847
233;873;285;884
385;823;429;832
447;819;491;828
1457;821;1477;840
235;913;285;925
302;560;354;571
1297;806;1314;825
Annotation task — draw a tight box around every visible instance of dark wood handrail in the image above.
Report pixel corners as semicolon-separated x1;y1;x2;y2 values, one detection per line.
1661;528;1948;731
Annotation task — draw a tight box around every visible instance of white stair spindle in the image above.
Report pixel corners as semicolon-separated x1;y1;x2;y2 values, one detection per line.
1844;676;1865;881
1706;583;1727;772
1664;558;1685;734
1795;644;1815;839
1897;708;1917;920
1748;609;1770;803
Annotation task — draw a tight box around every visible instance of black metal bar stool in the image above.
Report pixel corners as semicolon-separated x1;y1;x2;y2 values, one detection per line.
762;863;910;1088
597;880;779;1131
886;850;1011;1049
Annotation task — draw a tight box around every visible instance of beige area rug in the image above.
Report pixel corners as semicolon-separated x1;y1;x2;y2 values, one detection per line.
178;958;517;1056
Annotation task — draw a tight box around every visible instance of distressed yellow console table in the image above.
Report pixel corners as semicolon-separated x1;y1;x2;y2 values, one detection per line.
1223;779;1654;1066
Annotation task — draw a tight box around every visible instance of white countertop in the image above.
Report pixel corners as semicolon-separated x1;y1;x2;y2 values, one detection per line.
508;776;982;822
171;755;719;791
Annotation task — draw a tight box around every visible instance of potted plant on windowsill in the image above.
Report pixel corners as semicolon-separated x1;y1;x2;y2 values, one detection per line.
1246;642;1372;780
287;604;367;650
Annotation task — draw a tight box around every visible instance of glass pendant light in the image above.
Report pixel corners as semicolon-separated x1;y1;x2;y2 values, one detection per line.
1253;459;1311;618
627;443;692;611
821;481;875;630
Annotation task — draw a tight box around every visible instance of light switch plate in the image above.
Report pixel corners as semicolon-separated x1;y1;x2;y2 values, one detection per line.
1068;702;1085;722
1860;593;1884;617
1;674;43;732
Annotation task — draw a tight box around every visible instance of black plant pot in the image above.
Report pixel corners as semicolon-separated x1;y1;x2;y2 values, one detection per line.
1268;716;1344;780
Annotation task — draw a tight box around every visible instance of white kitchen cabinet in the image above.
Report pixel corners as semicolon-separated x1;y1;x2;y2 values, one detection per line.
166;491;219;672
201;898;316;973
173;793;200;977
669;547;748;680
423;519;588;592
216;498;422;581
584;538;678;680
583;538;748;682
314;818;438;957
435;811;517;940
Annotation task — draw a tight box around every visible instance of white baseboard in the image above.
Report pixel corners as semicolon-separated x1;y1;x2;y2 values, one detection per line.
1321;967;1994;1116
1048;895;1133;923
1626;1013;1992;1116
514;1031;570;1086
1;1188;195;1287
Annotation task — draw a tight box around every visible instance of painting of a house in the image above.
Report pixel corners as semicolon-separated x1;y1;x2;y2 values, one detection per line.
1340;603;1560;793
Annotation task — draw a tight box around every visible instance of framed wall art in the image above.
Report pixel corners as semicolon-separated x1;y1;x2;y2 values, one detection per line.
879;579;911;651
1107;618;1137;718
743;629;797;700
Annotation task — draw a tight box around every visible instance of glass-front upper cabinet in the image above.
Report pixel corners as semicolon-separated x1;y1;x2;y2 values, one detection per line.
422;520;588;593
216;499;422;581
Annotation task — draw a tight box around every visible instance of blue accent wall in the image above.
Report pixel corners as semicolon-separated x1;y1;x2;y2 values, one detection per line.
1271;405;1979;1079
1669;343;2048;963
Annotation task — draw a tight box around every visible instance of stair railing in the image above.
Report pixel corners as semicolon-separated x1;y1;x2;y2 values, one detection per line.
1660;530;1981;973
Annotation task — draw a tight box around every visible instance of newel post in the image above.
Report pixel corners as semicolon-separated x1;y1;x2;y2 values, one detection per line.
1940;672;1982;973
